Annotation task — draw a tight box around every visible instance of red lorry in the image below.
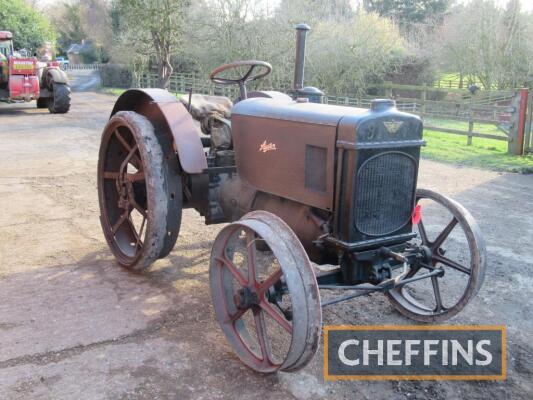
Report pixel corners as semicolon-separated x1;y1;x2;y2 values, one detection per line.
0;31;70;113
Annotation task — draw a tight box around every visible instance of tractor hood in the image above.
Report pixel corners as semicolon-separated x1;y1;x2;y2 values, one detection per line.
231;97;424;212
232;97;367;126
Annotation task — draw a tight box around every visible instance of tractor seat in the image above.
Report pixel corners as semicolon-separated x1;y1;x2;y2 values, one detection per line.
180;93;232;123
179;94;233;149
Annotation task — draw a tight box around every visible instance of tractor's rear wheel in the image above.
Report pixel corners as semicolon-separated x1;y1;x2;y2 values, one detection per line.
36;97;48;109
98;111;181;271
48;83;71;114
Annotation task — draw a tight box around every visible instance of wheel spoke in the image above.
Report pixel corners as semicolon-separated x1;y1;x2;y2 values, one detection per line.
246;230;258;285
129;196;147;218
111;212;128;233
253;308;274;366
228;307;247;324
418;219;430;245
135;216;146;248
215;256;248;287
120;143;139;173
103;171;119;180
127;172;145;182
432;217;458;250
114;129;132;152
259;300;293;334
433;254;471;275
258;269;283;296
431;276;445;312
114;130;142;168
126;217;143;248
243;64;256;80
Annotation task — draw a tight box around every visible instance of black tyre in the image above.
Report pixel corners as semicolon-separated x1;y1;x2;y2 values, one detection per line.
36;97;48;109
98;111;181;271
48;83;71;114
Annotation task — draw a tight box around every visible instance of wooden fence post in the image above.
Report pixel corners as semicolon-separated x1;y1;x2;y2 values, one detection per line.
421;86;427;117
467;95;474;146
507;88;529;155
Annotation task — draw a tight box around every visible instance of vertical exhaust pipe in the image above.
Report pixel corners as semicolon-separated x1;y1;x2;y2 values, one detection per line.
293;23;310;91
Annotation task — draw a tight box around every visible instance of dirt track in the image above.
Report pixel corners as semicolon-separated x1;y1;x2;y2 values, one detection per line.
0;91;532;400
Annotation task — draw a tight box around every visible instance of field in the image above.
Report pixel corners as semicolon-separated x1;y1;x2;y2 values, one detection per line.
423;118;533;173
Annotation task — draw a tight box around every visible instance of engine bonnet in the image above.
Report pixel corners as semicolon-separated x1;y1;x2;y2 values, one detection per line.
232;97;368;126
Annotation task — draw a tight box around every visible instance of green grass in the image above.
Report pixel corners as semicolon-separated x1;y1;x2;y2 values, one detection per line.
422;128;533;173
422;117;533;174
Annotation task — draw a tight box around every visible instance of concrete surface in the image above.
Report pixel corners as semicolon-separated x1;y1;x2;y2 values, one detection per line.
0;90;532;400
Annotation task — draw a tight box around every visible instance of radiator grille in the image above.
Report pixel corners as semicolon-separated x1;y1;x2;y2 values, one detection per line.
355;151;416;236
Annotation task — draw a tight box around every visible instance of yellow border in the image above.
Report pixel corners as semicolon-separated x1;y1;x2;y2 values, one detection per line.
323;325;506;381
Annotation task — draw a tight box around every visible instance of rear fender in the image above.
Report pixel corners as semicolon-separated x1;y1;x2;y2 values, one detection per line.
111;88;207;174
41;67;68;88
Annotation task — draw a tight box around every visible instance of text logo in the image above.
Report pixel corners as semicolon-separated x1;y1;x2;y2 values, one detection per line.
324;325;506;380
259;140;277;153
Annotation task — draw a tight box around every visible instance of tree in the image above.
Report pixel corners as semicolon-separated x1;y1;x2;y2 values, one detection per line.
364;0;451;26
49;1;85;56
116;0;190;89
435;0;533;89
306;11;406;93
0;0;56;51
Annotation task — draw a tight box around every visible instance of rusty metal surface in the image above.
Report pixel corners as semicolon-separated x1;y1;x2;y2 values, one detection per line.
387;188;487;322
247;91;292;101
232;97;366;126
232;112;337;210
293;23;310;90
97;111;172;271
111;88;207;174
209;210;321;372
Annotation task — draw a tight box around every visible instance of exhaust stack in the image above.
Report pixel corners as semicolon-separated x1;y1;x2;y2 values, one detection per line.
292;23;324;103
293;23;310;91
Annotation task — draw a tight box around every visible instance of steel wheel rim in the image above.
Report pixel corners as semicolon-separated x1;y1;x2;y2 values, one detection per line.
98;119;150;265
387;189;486;321
210;212;321;373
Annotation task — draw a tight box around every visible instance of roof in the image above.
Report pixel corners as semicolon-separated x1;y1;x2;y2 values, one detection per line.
67;44;81;54
67;40;94;55
0;31;13;40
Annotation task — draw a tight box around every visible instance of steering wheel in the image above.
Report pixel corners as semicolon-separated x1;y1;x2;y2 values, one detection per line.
209;60;272;100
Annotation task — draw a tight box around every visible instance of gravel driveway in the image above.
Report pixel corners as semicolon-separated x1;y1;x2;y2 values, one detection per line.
0;91;531;399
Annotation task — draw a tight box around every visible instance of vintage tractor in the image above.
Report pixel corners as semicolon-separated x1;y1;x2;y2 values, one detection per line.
97;24;486;373
0;31;71;113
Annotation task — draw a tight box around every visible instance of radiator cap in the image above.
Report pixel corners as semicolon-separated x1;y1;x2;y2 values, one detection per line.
371;99;396;112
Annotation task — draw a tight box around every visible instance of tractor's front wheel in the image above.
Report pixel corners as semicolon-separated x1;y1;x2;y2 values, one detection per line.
48;83;71;114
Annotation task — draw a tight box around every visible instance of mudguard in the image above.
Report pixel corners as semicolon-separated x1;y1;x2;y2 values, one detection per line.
41;67;68;88
111;88;207;174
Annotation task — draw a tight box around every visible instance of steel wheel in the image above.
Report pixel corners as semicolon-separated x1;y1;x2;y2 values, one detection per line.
98;111;173;271
387;188;486;322
210;211;322;373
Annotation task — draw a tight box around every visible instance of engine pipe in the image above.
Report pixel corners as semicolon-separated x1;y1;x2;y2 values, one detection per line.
293;23;310;91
